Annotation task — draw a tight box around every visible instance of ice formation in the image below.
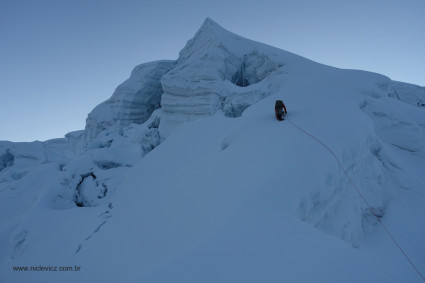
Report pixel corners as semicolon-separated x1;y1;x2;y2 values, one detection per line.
1;18;425;283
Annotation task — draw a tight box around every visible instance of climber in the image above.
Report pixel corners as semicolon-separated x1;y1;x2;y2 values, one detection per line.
275;100;287;121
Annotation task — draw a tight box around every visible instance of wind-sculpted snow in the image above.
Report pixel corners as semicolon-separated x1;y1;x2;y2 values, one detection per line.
2;18;425;283
83;60;176;147
65;130;85;154
388;81;425;109
0;139;72;171
159;19;285;136
0;149;14;172
84;18;289;140
298;137;392;246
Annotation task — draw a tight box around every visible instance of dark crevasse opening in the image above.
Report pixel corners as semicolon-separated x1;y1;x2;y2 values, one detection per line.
229;52;283;88
231;58;250;87
0;150;15;172
74;172;107;207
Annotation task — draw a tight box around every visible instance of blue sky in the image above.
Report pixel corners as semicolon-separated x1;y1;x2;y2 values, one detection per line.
1;0;424;142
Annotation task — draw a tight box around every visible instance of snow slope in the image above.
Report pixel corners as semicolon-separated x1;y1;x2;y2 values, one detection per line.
1;18;425;282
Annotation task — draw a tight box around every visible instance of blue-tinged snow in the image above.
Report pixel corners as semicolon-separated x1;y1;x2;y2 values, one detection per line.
1;18;425;282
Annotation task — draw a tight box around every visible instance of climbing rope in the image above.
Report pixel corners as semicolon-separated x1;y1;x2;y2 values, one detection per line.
286;117;425;282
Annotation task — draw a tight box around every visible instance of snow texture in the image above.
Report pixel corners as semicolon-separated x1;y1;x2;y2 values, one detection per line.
159;18;285;137
1;18;425;283
83;60;176;147
388;80;425;109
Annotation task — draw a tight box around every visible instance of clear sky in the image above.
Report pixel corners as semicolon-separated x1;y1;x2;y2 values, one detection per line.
1;0;424;142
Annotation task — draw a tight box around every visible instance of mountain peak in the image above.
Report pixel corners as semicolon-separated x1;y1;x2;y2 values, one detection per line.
196;17;229;37
200;17;221;30
178;18;291;63
178;18;238;61
2;17;425;283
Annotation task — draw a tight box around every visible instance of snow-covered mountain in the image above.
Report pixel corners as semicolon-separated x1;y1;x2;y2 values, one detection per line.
1;18;425;282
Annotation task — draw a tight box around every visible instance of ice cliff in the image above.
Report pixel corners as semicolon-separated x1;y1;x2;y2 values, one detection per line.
83;60;176;148
1;18;425;283
82;18;289;146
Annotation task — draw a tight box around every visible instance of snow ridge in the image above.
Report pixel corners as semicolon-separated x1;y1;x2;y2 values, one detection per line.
1;18;425;283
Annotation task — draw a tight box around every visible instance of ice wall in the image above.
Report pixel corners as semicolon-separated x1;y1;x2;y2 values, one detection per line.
83;60;176;147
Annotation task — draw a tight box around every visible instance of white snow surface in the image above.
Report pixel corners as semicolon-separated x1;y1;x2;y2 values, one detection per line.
1;18;425;282
83;60;176;148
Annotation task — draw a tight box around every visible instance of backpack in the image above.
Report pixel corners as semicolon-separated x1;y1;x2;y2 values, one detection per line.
275;100;284;109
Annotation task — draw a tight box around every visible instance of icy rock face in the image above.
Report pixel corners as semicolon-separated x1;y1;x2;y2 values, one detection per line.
83;60;176;147
159;18;284;137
